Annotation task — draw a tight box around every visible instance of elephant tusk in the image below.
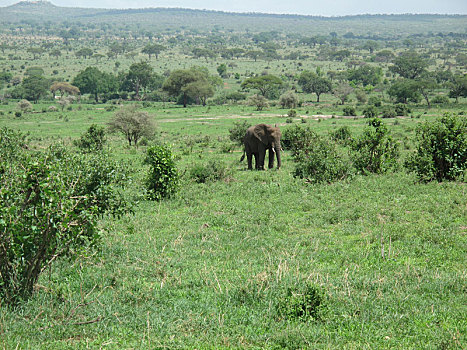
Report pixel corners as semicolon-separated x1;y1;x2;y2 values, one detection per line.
272;147;276;153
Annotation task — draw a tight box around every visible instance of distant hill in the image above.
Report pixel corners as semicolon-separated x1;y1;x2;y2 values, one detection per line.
1;1;465;35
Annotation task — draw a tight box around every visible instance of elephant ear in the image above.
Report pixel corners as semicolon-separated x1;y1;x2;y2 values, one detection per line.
253;124;269;145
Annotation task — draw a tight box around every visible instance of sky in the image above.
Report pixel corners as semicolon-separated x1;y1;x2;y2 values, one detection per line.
1;0;466;16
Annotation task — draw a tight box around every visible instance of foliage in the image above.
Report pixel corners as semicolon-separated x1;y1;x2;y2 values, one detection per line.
448;75;467;103
17;99;32;112
73;124;106;152
351;118;399;174
293;133;353;183
389;50;429;79
363;104;378;118
0;130;129;304
347;65;382;86
143;144;179;201
247;94;269;111
431;95;450;104
241;74;283;98
330;126;353;145
276;283;325;321
333;82;354;104
20;75;50;103
121;61;155;100
281;124;316;156
298;70;332;102
108;105;155;147
388;79;421;104
405;114;467;182
229;120;251;145
343;106;356;116
279;91;298;108
72;67;118;103
189;160;232;183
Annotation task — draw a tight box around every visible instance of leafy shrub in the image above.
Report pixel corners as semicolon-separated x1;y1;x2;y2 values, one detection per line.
17;99;32;112
276;283;325;321
189;160;232;183
144;144;179;200
293;134;353;183
343;106;357;116
287;109;298;118
330;126;353;145
351;118;399;174
363;105;378;118
73;124;106;152
225;91;246;102
229;120;251;145
286;117;293;124
279;91;299;108
247;94;269;111
405;114;467;182
0;131;129;304
14;111;22;118
381;106;396;118
431;95;450;104
282;124;316;156
368;96;382;107
394;103;410;116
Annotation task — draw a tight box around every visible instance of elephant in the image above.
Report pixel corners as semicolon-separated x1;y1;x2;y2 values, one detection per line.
240;123;282;170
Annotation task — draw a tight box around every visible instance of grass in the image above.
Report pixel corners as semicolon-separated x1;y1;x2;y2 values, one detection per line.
0;100;466;348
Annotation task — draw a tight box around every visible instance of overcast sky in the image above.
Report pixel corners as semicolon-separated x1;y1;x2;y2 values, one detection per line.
1;0;466;16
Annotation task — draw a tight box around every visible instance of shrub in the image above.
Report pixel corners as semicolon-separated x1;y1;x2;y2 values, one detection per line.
351;118;399;174
368;96;382;107
394;103;410;116
343;106;357;116
293;134;353;183
189;160;232;183
73;124;106;152
247;94;269;111
282;124;316;156
279;91;299;108
287;109;298;118
15;111;22;118
330;126;353;145
405;114;467;182
0;132;129;304
431;95;450;104
363;105;378;118
381;106;396;118
17;99;32;113
276;283;325;321
144;144;179;200
229;120;251;145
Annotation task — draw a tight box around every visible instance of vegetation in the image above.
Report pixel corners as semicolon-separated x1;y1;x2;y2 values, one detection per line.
0;3;465;348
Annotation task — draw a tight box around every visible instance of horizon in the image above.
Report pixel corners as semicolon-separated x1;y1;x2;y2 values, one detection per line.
2;0;467;16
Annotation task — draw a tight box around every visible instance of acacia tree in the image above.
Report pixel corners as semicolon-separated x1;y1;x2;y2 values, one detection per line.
141;43;165;59
241;75;283;98
298;71;332;103
50;81;80;99
108;105;155;147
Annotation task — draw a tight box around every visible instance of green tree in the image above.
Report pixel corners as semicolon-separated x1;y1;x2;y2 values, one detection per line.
183;80;214;106
298;71;332;103
108;105;155;147
346;65;382;87
448;75;467;103
123;61;154;100
72;67;118;103
388;79;421;104
389;51;429;79
415;74;438;107
21;75;49;103
241;74;283;98
75;47;94;59
141;43;165;59
163;68;213;107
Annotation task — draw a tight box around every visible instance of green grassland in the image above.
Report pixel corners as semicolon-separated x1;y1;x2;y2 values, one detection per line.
0;2;466;348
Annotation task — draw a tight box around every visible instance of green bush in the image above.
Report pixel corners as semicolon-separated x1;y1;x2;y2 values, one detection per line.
330;126;353;146
282;124;316;156
144;144;179;200
405;114;467;182
381;106;396;118
362;105;378;118
73;124;106;152
394;103;410;116
228;120;251;145
351;118;399;174
293;134;353;183
431;95;450;104
287;109;298;118
343;106;357;116
0;130;130;304
368;96;382;107
276;283;325;321
189;160;232;183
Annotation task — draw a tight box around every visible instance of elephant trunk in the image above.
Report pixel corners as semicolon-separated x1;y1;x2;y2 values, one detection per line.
273;141;281;169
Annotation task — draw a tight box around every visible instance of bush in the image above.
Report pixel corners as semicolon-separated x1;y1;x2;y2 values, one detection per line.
343;106;357;116
368;96;382;107
229;120;251;145
17;99;32;113
431;95;450;104
0;131;130;304
73;124;106;152
394;103;410;116
189;160;232;183
287;109;297;118
282;124;316;156
405;114;467;182
144;144;179;201
330;126;353;146
276;283;325;321
381;106;396;118
293;134;353;183
351;118;399;174
363;105;378;118
247;94;269;111
279;91;299;108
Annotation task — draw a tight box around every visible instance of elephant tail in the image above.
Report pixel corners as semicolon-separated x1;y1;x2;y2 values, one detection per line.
240;150;245;162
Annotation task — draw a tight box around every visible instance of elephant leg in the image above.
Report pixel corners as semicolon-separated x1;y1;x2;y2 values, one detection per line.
258;150;266;170
253;153;260;170
268;148;274;169
247;153;253;170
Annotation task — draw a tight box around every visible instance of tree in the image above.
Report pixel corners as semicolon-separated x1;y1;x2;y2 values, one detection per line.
141;43;165;60
390;51;429;79
21;75;49;103
122;61;154;100
217;63;227;78
49;49;61;58
50;81;80;99
72;67;118;103
247;94;269;111
75;48;94;59
388;79;421;104
298;71;332;103
27;47;45;60
241;75;283;98
108;105;155;147
415;74;438;107
448;75;467;103
333;83;354;105
163;68;213;107
346;65;382;87
279;91;299;108
183;80;214;106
